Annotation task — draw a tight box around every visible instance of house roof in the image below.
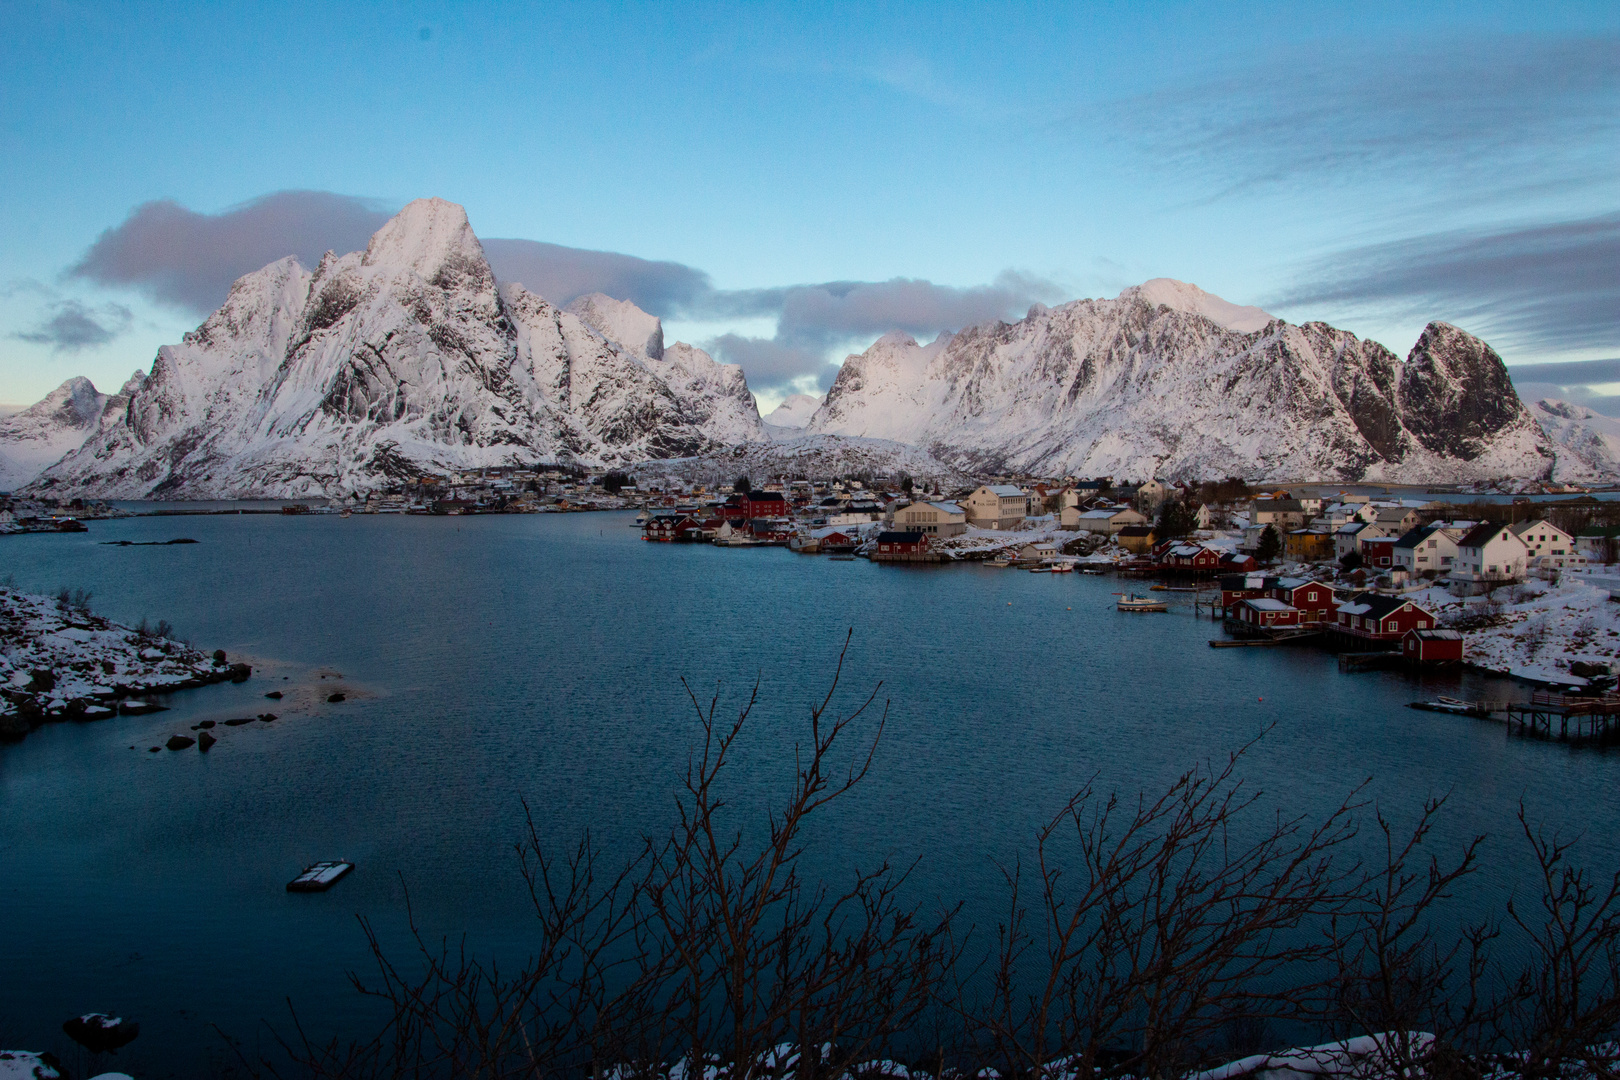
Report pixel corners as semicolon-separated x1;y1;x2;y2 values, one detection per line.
1255;499;1305;512
1220;573;1275;589
1458;521;1513;550
1077;508;1118;519
985;485;1025;497
1509;519;1567;538
1393;523;1441;550
926;502;965;515
1337;521;1370;535
1117;525;1155;537
1409;628;1462;641
1343;591;1430;620
877;531;925;542
1241;598;1297;612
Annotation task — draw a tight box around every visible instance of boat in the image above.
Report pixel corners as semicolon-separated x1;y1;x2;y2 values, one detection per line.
1029;566;1052;573
828;554;857;561
287;860;354;892
1048;563;1074;573
1079;566;1106;575
986;558;1011;568
1116;593;1168;612
1407;698;1494;718
1150;584;1168;591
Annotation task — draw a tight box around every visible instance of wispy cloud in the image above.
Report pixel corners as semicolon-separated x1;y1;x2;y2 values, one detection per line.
1108;35;1619;205
1510;357;1620;417
12;298;133;352
66;191;1061;396
1279;213;1620;356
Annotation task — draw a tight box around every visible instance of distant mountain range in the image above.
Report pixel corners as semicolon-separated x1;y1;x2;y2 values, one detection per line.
1;199;1609;496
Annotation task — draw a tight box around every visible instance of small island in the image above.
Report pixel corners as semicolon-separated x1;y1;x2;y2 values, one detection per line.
0;586;248;741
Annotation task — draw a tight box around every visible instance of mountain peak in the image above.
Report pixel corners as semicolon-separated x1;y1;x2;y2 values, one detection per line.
566;293;664;361
362;198;492;290
1118;278;1274;334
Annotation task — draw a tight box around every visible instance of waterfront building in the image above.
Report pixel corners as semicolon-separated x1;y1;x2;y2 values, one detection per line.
892;501;966;537
963;485;1029;530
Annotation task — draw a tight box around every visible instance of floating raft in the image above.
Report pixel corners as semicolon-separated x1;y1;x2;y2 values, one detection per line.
1408;698;1495;718
287;860;353;892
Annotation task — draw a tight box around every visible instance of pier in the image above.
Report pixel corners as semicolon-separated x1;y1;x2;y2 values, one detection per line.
1506;692;1620;743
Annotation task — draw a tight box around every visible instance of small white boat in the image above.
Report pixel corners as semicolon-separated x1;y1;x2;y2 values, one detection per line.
1048;563;1074;573
287;860;354;892
1116;593;1168;612
986;558;1011;568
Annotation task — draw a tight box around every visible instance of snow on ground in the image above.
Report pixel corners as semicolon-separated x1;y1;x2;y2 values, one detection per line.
0;1051;61;1079
1403;573;1620;685
0;587;241;739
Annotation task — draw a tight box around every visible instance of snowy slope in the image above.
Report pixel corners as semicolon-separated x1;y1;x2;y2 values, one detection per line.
762;392;825;440
29;200;766;498
808;282;1553;483
1533;399;1620;482
0;376;113;490
632;433;971;489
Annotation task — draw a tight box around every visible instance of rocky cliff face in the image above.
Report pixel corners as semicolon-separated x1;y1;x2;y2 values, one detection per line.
0;376;115;490
1531;399;1620;483
808;282;1555;482
28;199;765;498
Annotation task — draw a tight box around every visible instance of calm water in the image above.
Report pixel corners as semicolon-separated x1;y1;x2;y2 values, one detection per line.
3;512;1618;1076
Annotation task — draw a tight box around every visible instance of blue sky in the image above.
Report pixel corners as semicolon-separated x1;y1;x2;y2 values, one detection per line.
2;1;1616;411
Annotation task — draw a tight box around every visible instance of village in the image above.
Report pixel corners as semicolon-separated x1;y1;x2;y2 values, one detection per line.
637;473;1620;704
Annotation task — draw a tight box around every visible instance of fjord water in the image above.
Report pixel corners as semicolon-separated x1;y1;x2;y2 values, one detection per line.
3;511;1618;1073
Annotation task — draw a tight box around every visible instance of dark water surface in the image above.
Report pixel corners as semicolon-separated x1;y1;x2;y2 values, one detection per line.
3;511;1618;1075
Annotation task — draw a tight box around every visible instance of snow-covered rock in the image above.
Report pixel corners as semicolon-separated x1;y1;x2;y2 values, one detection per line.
0;377;113;490
26;199;766;499
632;432;972;489
1531;399;1620;482
808;283;1555;483
0;586;245;740
763;393;823;430
0;1051;62;1080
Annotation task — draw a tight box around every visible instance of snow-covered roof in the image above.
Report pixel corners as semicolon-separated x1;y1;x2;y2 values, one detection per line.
1338;602;1372;616
927;501;965;515
1242;598;1296;612
986;484;1025;497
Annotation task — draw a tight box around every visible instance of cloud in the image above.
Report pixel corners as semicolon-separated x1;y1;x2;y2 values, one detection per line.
1110;36;1619;202
481;239;713;314
65;191;1063;395
69;190;393;314
1279;213;1620;356
1510;358;1620;417
12;299;133;352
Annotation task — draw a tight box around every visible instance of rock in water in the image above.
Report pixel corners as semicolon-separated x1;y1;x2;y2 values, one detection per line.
197;730;217;751
164;734;195;750
61;1013;140;1053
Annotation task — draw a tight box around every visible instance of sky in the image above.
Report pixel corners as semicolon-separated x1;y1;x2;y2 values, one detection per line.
1;1;1616;414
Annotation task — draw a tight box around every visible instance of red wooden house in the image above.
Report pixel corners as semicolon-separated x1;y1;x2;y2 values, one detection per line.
644;514;698;541
874;530;931;560
1234;598;1302;629
1269;578;1339;623
1335;593;1438;642
1219;573;1275;616
1361;537;1397;569
1160;543;1223;574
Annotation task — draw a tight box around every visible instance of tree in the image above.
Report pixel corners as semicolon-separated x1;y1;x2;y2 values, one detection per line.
734;475;751;494
1257;524;1281;563
1156;499;1198;540
601;472;631;494
1339;550;1363;573
900;475;914;494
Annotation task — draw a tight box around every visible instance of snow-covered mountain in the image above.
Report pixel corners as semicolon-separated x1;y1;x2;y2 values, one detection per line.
807;282;1556;482
762;393;824;435
0;376;117;491
1532;399;1620;483
28;199;765;499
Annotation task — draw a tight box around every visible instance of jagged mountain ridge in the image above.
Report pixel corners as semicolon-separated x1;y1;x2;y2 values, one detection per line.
808;283;1556;482
1532;399;1620;483
0;376;116;491
28;199;765;498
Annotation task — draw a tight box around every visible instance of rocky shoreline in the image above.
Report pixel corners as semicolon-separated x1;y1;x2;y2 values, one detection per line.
0;586;248;741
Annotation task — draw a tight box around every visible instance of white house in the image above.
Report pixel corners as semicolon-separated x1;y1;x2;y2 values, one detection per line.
1451;522;1530;585
963;485;1028;530
1509;519;1580;567
1335;521;1385;561
1068;506;1149;535
1392;523;1466;579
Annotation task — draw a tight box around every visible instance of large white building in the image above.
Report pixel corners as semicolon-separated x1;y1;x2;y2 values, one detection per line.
892;501;967;537
963;485;1028;530
1451;522;1529;585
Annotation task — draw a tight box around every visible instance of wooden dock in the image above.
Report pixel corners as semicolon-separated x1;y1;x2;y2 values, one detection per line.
1506;691;1620;743
1339;651;1403;672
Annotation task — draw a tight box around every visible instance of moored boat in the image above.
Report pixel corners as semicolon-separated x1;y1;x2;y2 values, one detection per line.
1116;592;1168;612
287;860;353;892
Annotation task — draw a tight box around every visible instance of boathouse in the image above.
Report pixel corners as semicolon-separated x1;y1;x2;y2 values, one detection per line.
1219;572;1274;615
1116;525;1157;554
874;530;935;562
1234;598;1301;629
644;514;699;541
1269;578;1338;623
1160;543;1222;574
1403;628;1464;665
